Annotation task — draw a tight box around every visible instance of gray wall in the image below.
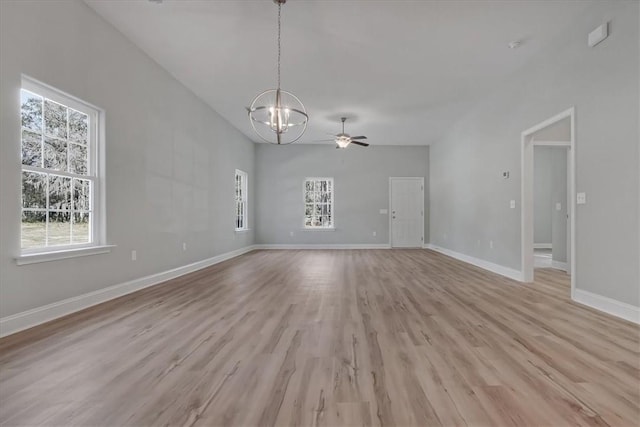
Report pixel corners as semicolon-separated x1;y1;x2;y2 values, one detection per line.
430;1;639;306
255;145;428;245
534;147;553;245
0;1;255;318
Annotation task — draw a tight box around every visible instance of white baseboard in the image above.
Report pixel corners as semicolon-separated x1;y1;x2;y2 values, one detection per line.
424;244;523;282
551;260;568;271
573;289;640;325
254;244;391;250
0;245;256;338
534;243;552;249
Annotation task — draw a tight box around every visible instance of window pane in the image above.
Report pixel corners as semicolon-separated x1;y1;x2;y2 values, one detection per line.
44;99;68;139
21;210;46;249
21;90;43;132
305;216;312;227
69;142;87;175
305;180;314;192
73;178;91;211
49;175;71;210
68;109;88;144
44;137;67;171
305;204;313;216
21;130;42;166
305;191;313;203
72;212;90;244
22;171;46;208
48;211;71;246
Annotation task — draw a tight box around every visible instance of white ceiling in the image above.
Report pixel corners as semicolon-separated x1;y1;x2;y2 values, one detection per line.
86;0;598;146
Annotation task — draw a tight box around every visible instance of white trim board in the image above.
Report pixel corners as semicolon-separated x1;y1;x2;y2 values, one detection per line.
573;289;640;325
0;245;256;338
533;243;552;249
254;244;391;250
425;244;523;281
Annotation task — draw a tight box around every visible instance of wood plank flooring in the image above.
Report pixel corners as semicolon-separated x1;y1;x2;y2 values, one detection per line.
0;249;638;426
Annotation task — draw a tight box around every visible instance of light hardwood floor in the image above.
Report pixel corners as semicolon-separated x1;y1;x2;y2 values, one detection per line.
0;249;638;426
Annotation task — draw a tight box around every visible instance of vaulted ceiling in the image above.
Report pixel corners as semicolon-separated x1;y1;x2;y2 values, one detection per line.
86;0;598;146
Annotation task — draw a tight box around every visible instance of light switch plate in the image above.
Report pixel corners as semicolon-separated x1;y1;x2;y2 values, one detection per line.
577;192;586;204
556;202;562;211
510;200;516;209
379;209;388;215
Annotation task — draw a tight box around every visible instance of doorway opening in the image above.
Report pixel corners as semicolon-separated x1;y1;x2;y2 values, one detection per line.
521;108;576;296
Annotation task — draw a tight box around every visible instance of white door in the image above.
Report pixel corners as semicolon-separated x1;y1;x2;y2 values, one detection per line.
390;177;424;248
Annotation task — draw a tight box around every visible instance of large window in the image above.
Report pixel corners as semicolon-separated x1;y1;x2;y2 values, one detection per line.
235;169;248;231
304;177;334;228
20;78;101;252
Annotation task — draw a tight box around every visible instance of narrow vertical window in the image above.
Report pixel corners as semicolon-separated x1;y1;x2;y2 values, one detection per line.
20;77;102;253
235;169;248;231
304;177;334;228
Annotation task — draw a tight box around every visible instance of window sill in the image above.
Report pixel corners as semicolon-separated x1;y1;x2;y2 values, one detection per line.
15;245;116;266
235;228;251;233
302;227;336;232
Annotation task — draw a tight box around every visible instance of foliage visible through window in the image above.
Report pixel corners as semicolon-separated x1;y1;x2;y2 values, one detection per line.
304;178;333;228
20;84;96;251
235;170;248;230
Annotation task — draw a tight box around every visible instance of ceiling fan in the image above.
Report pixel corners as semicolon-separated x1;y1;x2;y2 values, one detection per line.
319;117;369;148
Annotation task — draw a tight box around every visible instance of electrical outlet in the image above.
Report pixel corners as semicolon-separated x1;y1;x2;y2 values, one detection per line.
556;202;562;211
372;231;377;237
577;192;586;205
510;200;516;209
131;250;137;261
182;242;187;251
489;240;494;249
289;231;294;237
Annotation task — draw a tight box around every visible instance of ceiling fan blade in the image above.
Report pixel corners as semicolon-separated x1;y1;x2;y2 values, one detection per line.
349;136;367;140
351;140;369;147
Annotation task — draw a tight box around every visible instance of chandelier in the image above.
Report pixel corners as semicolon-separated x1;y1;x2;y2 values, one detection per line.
248;0;308;145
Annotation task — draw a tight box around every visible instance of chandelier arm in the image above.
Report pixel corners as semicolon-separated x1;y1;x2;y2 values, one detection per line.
247;1;307;145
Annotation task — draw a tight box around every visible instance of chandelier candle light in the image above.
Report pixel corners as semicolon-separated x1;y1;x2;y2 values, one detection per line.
248;0;308;145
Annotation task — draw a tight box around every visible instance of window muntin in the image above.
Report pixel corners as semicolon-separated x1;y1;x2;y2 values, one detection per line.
235;169;248;231
20;80;99;252
304;178;334;228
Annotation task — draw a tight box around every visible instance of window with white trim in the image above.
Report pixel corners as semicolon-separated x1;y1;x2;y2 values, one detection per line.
20;78;102;253
304;177;334;228
235;169;248;230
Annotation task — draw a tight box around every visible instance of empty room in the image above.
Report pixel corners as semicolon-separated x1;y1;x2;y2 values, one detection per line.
0;0;639;426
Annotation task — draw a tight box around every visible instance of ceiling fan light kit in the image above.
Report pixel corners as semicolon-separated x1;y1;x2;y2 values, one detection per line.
334;117;369;149
248;0;308;145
